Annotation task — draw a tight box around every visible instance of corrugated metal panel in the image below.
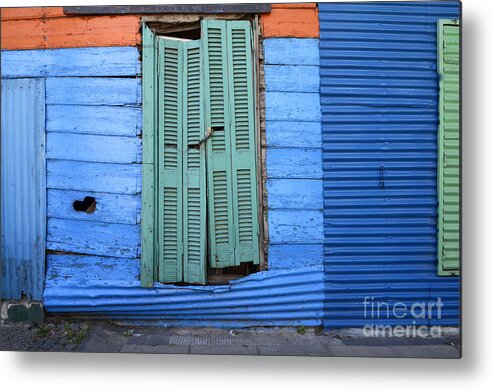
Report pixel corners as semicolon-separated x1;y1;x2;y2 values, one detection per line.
43;255;324;327
1;78;46;300
319;2;460;328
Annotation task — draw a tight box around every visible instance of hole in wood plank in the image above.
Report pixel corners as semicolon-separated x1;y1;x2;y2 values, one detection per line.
73;196;96;214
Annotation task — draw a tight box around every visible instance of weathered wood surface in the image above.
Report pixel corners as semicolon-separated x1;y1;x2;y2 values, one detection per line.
261;3;319;38
264;38;320;66
268;210;324;244
47;133;142;164
1;7;65;21
266;92;321;122
47;105;142;136
48;189;140;225
265;65;320;93
267;179;323;209
264;36;323;269
1;47;140;78
266;121;322;148
47;160;142;195
47;218;140;259
46;77;141;106
269;244;323;269
1;13;140;50
267;148;323;179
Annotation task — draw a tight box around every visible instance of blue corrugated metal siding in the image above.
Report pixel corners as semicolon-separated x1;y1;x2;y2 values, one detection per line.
1;78;46;300
319;1;460;328
43;255;324;327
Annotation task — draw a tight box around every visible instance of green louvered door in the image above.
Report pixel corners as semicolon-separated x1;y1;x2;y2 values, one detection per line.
158;37;207;284
182;40;207;284
202;20;260;268
437;19;460;276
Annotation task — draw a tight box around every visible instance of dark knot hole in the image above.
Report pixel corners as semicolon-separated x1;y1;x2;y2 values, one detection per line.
73;196;96;214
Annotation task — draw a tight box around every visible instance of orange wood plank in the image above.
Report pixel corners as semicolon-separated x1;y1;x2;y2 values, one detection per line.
261;6;319;38
1;15;141;50
271;3;317;9
1;19;46;49
1;7;65;21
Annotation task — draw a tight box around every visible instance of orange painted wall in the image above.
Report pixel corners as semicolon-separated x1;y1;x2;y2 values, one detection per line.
261;3;319;38
1;4;320;50
1;7;141;50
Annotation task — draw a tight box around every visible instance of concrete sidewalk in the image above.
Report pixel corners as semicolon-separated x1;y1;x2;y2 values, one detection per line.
0;319;461;358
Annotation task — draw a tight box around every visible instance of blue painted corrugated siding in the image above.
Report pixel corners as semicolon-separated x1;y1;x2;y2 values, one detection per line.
1;78;46;300
43;255;324;327
319;1;460;328
264;38;324;270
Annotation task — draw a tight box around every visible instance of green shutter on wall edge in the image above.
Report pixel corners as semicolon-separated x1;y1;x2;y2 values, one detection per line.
202;19;260;268
141;25;158;287
437;19;460;276
157;37;207;284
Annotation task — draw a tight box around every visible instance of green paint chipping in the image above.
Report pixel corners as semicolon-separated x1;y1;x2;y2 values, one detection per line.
437;19;460;276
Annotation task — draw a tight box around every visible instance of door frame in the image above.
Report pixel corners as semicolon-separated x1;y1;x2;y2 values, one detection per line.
140;20;265;287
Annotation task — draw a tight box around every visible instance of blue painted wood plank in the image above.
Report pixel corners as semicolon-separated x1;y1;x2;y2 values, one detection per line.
268;210;324;244
267;148;323;179
45;254;322;292
47;189;140;225
46;105;141;136
266;121;322;148
47;133;142;164
264;38;320;66
1;47;141;78
269;244;324;269
45;255;140;288
47;160;141;195
46;78;142;106
265;65;319;93
266;92;321;122
267;179;323;209
47;218;140;259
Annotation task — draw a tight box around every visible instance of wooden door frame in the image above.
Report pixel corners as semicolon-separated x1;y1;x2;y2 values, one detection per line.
140;19;265;286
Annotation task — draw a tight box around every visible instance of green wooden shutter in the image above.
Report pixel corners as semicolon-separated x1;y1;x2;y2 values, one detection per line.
437;19;460;276
158;38;184;283
182;40;207;284
141;25;158;287
202;20;260;268
202;20;236;268
157;37;207;284
226;22;260;265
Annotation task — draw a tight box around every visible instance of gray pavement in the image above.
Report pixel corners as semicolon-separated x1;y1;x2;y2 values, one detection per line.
0;319;461;358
